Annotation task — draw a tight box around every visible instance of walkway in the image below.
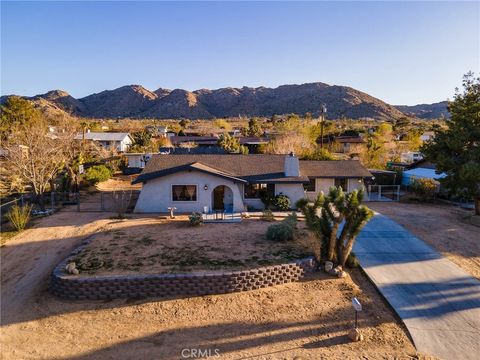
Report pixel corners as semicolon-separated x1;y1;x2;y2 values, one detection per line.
354;213;480;359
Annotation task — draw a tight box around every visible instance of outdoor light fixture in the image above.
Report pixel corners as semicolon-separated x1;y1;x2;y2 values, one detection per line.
204;185;208;191
352;297;362;329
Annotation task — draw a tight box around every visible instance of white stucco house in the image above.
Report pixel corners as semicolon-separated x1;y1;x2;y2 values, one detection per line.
132;153;372;213
75;131;133;152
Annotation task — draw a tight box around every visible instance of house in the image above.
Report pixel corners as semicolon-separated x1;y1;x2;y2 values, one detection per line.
170;135;268;153
132;153;372;213
75;131;133;152
420;131;435;142
318;135;365;154
401;159;446;186
400;151;424;163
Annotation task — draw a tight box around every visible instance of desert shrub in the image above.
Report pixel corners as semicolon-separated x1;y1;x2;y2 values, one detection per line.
295;198;309;210
189;212;203;226
84;165;112;185
266;212;297;241
7;204;32;231
274;194;291;211
410;178;438;202
261;209;275;221
266;223;294;242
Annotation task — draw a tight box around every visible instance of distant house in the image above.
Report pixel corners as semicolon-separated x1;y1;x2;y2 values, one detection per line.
318;135;365;154
170;135;268;153
400;151;424;163
132;153;371;213
420;131;435;142
401;159;446;186
75;131;133;152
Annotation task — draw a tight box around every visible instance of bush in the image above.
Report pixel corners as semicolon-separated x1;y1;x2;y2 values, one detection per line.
266;223;294;242
84;165;112;185
410;178;438;202
261;195;275;209
266;211;297;241
189;212;203;226
7;204;32;231
261;209;275;221
274;194;291;211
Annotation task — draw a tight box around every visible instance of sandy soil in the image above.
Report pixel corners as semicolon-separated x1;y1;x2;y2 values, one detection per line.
1;203;423;359
95;175;141;191
71;217;312;275
369;201;480;279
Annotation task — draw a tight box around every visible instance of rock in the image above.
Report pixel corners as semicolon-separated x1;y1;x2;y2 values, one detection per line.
324;261;333;272
65;262;76;273
337;270;347;278
72;268;79;275
348;328;364;342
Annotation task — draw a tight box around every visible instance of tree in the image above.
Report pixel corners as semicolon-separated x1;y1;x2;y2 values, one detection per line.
0;96;40;140
217;133;249;154
2;102;78;210
359;135;386;168
247;117;263;137
298;187;373;268
302;148;334;160
422;72;480;214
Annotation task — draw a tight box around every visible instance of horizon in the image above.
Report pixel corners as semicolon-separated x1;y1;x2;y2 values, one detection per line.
1;1;479;105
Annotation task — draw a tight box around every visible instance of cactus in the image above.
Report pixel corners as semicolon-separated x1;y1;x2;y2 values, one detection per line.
297;186;373;268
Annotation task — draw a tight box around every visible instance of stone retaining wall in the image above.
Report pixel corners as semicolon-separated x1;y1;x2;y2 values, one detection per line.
50;257;316;300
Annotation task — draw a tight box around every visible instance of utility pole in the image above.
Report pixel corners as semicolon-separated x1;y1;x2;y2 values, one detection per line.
319;104;327;149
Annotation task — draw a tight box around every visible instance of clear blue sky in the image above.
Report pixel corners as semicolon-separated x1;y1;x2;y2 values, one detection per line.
1;1;479;105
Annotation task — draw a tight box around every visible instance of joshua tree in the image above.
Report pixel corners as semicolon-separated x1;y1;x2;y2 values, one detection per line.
298;187;373;268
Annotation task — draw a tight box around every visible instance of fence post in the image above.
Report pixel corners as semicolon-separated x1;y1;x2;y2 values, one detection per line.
378;186;382;200
76;193;80;212
51;192;55;210
368;185;371;201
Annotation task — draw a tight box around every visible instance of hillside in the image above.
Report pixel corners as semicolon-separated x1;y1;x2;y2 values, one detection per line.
395;101;449;119
1;82;432;121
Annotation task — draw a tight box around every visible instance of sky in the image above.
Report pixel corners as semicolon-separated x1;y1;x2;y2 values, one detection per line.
1;1;479;105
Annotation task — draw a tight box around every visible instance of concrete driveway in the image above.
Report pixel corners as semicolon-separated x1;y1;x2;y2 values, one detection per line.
354;213;480;360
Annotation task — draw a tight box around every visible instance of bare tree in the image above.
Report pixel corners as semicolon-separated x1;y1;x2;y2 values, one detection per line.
3;114;78;210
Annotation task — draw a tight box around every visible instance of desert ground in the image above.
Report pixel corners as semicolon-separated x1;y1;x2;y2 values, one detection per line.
0;200;424;359
70;217;312;275
368;201;480;279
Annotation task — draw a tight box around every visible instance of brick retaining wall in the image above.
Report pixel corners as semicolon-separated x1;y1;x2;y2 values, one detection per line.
50;256;317;300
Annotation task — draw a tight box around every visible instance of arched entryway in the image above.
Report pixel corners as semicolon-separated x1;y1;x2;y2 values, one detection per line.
212;185;234;212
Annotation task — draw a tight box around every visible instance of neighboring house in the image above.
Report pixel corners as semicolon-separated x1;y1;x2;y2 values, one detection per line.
318;135;365;154
75;131;133;152
124;153;158;174
170;135;268;153
400;151;424;163
401;159;446;186
132;153;371;213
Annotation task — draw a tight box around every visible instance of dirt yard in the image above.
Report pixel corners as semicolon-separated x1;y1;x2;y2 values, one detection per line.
0;204;426;359
70;217;312;275
369;201;480;279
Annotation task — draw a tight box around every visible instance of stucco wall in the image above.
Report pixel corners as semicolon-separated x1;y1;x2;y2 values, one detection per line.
134;170;244;213
305;178;334;200
275;183;305;208
348;178;365;192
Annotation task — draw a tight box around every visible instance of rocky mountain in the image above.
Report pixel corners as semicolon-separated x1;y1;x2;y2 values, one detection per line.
395;101;449;119
1;82;442;121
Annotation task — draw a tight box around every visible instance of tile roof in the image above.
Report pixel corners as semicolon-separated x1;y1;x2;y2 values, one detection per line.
132;154;372;184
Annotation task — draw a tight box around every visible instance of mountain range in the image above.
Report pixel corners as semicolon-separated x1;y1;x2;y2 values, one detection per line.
0;82;449;121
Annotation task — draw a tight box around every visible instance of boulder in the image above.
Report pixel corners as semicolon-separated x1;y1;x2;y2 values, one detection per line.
348;328;364;342
65;262;78;274
324;261;334;272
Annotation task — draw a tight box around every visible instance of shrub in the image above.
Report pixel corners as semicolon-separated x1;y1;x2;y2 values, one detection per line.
84;165;112;185
189;212;203;226
274;194;291;211
7;204;32;231
261;195;275;209
266;223;294;242
266;211;297;241
261;209;275;221
410;178;438;202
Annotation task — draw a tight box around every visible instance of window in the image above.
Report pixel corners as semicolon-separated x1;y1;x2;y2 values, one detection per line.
334;178;348;191
172;185;197;201
244;183;275;199
304;178;316;192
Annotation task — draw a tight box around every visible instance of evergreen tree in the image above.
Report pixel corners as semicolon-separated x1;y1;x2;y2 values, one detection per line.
422;72;480;215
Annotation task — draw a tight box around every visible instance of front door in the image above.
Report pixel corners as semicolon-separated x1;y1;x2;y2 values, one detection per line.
213;186;225;210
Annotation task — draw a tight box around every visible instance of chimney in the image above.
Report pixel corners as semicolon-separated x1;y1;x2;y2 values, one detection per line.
284;152;300;177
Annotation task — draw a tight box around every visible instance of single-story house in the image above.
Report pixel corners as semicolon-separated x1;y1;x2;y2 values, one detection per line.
75;131;133;152
401;159;446;186
132;154;372;213
317;135;365;154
